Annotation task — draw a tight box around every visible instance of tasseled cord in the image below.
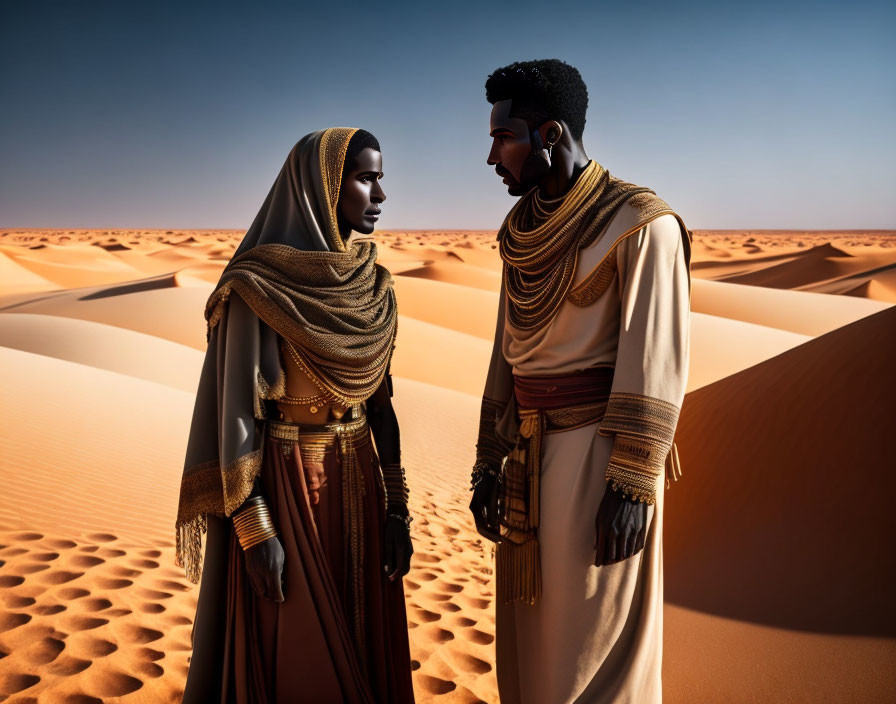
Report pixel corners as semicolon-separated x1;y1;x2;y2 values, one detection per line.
496;538;541;605
664;441;683;490
175;514;208;585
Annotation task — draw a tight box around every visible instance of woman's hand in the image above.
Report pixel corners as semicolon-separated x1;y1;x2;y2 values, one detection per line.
244;535;286;602
383;514;413;581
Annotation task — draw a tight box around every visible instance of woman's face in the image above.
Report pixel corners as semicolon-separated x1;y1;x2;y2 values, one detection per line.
338;148;386;236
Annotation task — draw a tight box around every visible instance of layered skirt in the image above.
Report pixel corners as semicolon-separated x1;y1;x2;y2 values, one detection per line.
182;415;415;704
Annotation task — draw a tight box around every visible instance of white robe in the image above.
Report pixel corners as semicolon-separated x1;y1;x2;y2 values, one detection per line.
497;206;690;704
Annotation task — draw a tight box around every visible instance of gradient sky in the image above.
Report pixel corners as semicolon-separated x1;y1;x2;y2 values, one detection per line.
2;0;894;230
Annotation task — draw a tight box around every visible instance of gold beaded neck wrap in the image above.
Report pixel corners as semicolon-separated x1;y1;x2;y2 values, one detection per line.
174;127;396;585
500;161;668;331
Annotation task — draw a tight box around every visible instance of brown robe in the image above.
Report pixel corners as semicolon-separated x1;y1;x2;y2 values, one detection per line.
182;419;414;703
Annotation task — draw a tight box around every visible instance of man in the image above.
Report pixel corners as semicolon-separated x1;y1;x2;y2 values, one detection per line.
469;59;691;703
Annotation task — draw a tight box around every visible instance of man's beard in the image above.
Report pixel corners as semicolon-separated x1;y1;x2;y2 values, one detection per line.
497;155;548;197
500;138;551;196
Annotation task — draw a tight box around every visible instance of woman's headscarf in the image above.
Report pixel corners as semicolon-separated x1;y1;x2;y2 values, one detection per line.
174;128;398;584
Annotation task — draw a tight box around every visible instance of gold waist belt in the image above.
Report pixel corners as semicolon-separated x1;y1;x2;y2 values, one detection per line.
497;400;609;606
266;414;369;449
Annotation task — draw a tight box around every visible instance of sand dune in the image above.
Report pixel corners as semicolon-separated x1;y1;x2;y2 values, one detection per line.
0;228;894;703
0;313;204;393
664;306;896;702
398;261;503;291
691;278;891;336
0;278;213;350
391;316;494;397
393;276;500;340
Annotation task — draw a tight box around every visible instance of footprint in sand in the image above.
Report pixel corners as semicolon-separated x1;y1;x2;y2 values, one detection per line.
81;665;143;696
45;655;91;677
137;646;165;662
140;549;163;559
108;565;141;579
468;628;494;645
0;672;41;695
120;623;164;644
18;562;51;574
31;551;60;562
85;533;117;544
81;597;112;612
71;555;105;569
9;531;43;542
3;595;36;608
417;674;457;695
105;607;132;618
27;636;66;664
138;602;166;614
455;653;492;675
135;587;172;600
33;603;67;616
135;660;165;678
65;615;109;632
413;608;441;623
0;547;28;557
45;539;77;550
98;548;126;558
94;577;133;590
39;570;84;585
0;574;25;587
152;579;190;592
0;612;32;633
130;558;160;569
57;587;90;600
80;637;117;657
78;545;100;553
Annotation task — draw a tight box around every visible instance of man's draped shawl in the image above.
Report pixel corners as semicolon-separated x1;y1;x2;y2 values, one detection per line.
476;160;693;604
175;128;397;584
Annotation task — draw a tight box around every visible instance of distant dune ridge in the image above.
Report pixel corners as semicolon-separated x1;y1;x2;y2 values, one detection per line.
0;228;893;703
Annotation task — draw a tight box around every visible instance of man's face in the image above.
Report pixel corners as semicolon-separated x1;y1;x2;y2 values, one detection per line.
487;99;536;196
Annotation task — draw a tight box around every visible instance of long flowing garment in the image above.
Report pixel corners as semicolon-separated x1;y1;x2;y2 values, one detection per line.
488;199;691;703
183;414;415;703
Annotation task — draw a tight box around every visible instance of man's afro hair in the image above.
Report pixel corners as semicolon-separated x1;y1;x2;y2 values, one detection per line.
485;59;588;141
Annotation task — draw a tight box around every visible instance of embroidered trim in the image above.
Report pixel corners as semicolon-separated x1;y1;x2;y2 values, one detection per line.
599;392;680;446
567;253;617;307
598;392;681;504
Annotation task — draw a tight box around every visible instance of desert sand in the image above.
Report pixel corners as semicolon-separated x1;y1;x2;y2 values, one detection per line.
0;228;893;703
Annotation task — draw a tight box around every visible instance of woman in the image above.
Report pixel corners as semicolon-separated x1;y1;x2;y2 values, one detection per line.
175;128;415;703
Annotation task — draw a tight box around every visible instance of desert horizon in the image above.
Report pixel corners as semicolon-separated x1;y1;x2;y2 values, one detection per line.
0;227;894;703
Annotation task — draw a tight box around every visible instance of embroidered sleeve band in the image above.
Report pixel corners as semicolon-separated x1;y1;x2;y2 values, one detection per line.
598;392;680;504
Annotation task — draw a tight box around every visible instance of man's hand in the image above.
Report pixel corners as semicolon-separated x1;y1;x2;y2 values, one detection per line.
384;514;413;581
594;485;648;566
469;472;502;543
244;536;286;602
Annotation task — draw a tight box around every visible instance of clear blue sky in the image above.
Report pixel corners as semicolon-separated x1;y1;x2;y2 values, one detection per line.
1;0;894;229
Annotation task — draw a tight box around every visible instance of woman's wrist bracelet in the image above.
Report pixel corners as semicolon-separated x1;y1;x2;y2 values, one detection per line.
387;512;413;529
232;498;277;550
